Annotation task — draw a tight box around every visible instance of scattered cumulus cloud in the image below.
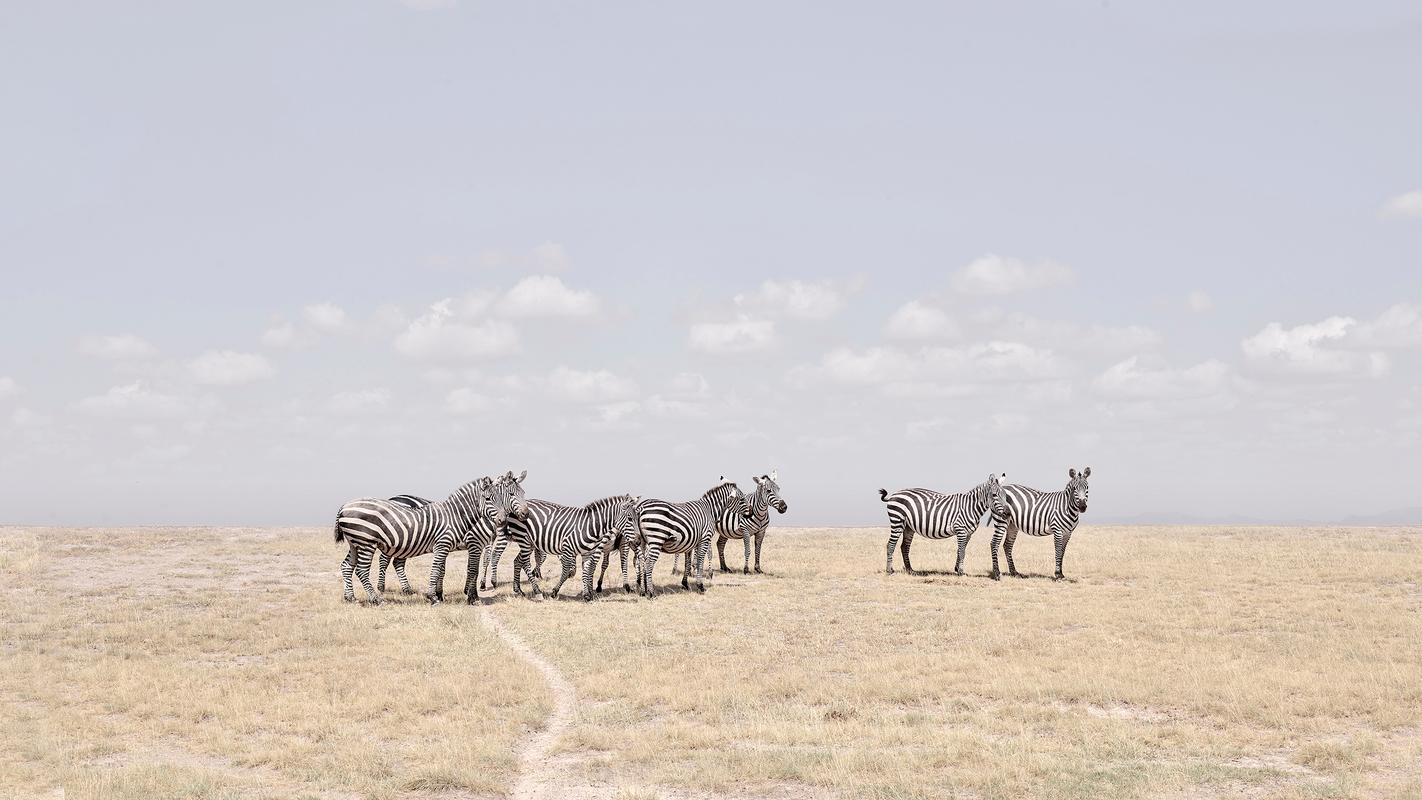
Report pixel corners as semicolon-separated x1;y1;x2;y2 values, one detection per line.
79;334;158;360
1186;290;1213;313
1095;356;1231;399
1352;303;1422;348
689;315;775;353
950;254;1073;295
395;299;518;360
974;310;1160;354
304;303;348;332
328;388;391;414
1240;316;1384;376
547;367;638;403
808;341;1060;387
1380;190;1422;219
885;300;957;340
499;275;600;318
261;322;297;348
76;381;189;418
189;350;275;385
735;279;851;320
445;387;491;415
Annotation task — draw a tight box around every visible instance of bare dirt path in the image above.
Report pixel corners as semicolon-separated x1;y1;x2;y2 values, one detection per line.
478;606;589;800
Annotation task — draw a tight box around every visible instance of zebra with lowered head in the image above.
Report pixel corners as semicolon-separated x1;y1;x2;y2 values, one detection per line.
989;467;1091;581
635;478;753;598
879;473;1006;575
716;471;788;574
502;494;641;601
335;476;515;604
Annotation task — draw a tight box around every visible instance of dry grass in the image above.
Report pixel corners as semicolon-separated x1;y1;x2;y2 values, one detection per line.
2;525;1420;800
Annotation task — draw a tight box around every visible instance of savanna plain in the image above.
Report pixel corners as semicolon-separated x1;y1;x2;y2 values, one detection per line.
2;524;1420;800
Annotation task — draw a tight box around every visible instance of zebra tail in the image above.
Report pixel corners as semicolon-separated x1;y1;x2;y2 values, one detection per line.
333;513;344;543
878;489;889;502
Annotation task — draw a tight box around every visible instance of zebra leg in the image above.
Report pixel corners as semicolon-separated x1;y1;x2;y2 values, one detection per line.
885;520;904;574
641;542;663;599
620;542;634;593
1005;524;1023;578
522;545;545;598
954;528;971;576
532;550;545;580
681;551;692;589
989;520;1006;580
694;533;710;593
341;549;356;602
353;546;380;604
394;557;414;594
465;543;483;604
742;529;752;574
900;528;917;575
1053;528;1071;580
484;535;508;591
716;535;729;573
581;553;596;601
753;528;765;574
427;544;450;604
377;552;389;593
549;550;577;599
671;554;680;576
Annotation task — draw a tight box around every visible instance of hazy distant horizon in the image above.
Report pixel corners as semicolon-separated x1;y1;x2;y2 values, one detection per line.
3;2;1421;526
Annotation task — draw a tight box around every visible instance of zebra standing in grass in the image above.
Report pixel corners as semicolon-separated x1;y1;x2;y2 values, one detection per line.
375;494;431;595
715;471;788;574
335;477;511;604
879;473;1006;576
989;467;1091;581
635;479;753;598
502;495;641;601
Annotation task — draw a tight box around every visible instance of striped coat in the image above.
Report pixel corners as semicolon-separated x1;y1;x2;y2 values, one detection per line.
715;472;788;574
634;479;752;598
502;495;640;600
989;467;1091;581
879;473;1005;575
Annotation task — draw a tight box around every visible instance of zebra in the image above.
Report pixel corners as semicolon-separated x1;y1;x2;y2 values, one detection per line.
879;473;1006;576
502;494;641;601
989;467;1091;581
594;517;639;594
375;494;431;595
335;477;508;605
715;471;788;574
634;478;753;598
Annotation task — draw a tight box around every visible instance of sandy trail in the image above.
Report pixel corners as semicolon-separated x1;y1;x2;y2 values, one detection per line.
478;605;582;800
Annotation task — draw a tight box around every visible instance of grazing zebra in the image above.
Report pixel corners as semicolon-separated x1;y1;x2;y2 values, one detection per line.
502;494;641;601
635;479;753;598
879;473;1006;575
335;477;507;604
715;471;788;574
989;467;1091;581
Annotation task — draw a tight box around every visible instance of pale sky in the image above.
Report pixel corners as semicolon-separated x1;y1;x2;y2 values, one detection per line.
3;1;1421;525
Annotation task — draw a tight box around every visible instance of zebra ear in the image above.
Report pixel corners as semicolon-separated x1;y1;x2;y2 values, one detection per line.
770;469;778;481
1083;466;1091;478
1069;468;1077;479
516;470;527;484
752;475;763;485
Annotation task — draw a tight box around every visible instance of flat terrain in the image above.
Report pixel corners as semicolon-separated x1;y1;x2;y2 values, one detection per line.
2;525;1421;800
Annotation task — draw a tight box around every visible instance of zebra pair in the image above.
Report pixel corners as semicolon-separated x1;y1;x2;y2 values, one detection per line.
334;470;529;605
879;467;1093;580
500;494;642;602
673;471;789;575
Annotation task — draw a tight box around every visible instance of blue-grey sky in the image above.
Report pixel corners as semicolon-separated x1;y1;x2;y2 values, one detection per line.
2;1;1420;525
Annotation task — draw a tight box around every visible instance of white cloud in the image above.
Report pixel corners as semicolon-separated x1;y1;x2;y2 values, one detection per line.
79;334;158;360
531;242;570;271
1241;317;1364;375
499;275;600;318
1095;356;1231;399
304;303;348;332
949;254;1073;295
594;401;642;426
0;376;15;399
261;322;296;348
11;407;49;429
974;310;1160;354
689;316;775;353
1380;190;1422;220
810;341;1060;387
76;381;189;418
188;350;275;385
885;300;957;340
646;395;708;418
735;279;850;320
445;387;492;415
548;367;638;403
395;299;518;360
1352;303;1422;348
329;388;391;414
668;372;710;396
1186;290;1213;313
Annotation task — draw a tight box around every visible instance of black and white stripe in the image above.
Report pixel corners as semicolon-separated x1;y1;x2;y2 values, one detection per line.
989;467;1091;581
715;471;788;574
375;494;432;595
634;479;752;598
879;473;1006;575
502;494;640;601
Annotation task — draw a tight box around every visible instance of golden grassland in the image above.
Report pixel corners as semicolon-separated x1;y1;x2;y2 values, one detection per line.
2;524;1421;799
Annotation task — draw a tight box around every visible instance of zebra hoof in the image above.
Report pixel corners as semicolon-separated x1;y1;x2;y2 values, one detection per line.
427;595;442;605
343;594;356;603
885;568;895;575
754;567;763;574
466;595;480;606
1013;572;1028;579
623;584;633;593
989;571;1001;581
401;588;415;596
696;584;705;594
742;568;750;575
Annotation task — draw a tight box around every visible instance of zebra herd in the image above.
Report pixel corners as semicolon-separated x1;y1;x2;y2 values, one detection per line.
331;464;1093;606
879;467;1092;580
333;471;789;604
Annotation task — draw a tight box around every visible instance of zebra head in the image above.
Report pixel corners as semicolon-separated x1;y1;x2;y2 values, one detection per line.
985;472;1008;515
710;477;755;520
473;477;507;526
495;470;530;521
752;470;788;514
1067;466;1091;513
613;494;641;541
